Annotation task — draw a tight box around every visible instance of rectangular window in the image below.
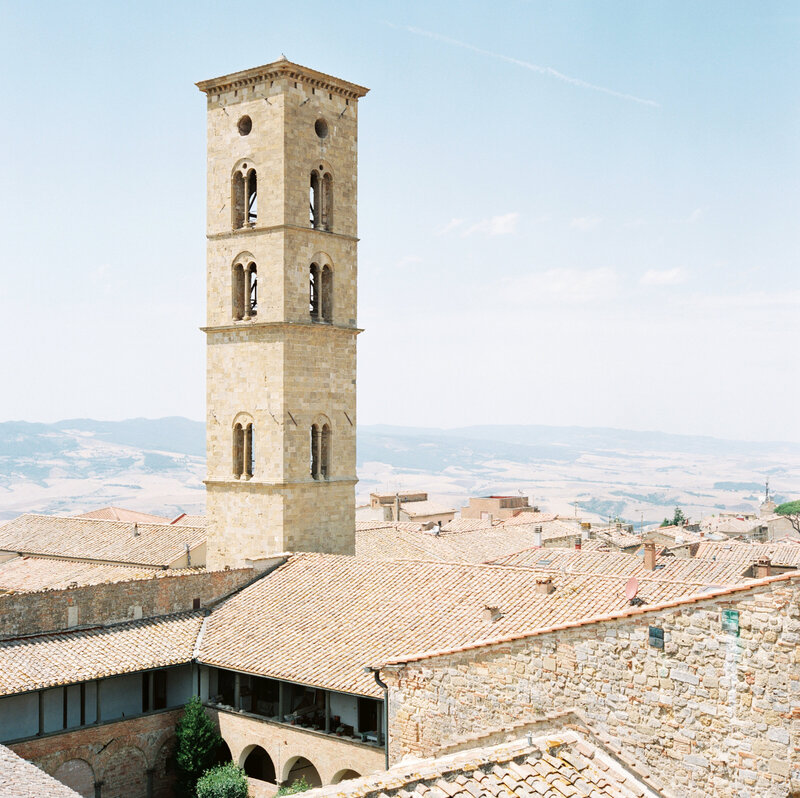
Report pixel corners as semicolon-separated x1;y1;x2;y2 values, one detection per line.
648;626;664;649
142;672;150;713
153;670;167;710
721;609;740;636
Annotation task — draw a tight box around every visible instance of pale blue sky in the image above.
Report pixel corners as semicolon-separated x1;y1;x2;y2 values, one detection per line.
0;1;798;440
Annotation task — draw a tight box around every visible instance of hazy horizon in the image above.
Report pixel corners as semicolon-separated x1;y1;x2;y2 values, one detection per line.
1;2;797;441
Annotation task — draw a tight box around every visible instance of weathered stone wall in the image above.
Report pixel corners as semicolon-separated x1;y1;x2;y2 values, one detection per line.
10;709;181;798
384;577;800;798
0;567;256;638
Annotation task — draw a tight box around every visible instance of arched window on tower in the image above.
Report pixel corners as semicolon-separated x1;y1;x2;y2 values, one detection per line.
309;263;319;319
309;262;332;323
232;259;257;320
233;423;244;478
321;265;333;322
233;420;254;479
310;168;332;231
310;420;331;480
232;164;257;229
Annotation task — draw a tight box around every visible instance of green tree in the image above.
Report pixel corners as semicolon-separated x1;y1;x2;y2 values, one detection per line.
174;696;222;798
196;763;248;798
775;500;800;534
277;776;312;795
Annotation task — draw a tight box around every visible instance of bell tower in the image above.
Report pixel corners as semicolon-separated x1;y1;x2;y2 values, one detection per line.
197;59;368;569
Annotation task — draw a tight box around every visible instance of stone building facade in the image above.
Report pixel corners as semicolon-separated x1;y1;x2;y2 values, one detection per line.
382;575;800;797
197;59;368;568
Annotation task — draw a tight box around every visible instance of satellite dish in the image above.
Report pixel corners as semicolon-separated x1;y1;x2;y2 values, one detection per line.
625;577;639;601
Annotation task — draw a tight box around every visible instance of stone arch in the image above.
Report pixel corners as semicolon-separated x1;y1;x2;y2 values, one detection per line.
99;744;148;798
282;755;322;789
240;744;276;784
309;160;334;231
332;768;361;784
232;251;257;321
231;159;258;229
151;737;176;798
215;738;233;766
52;759;95;798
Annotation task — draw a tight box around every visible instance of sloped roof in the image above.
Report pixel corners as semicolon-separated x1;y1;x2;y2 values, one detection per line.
356;519;580;564
197;553;743;697
73;507;171;524
301;731;661;798
0;514;206;567
0;611;202;696
692;540;800;567
0;744;81;797
171;514;208;526
0;556;161;594
488;547;750;585
400;500;455;518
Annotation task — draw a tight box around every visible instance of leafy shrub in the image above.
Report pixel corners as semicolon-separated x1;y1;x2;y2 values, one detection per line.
277;775;311;795
196;763;248;798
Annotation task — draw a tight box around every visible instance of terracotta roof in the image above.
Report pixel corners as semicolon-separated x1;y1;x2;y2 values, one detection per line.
692;540;800;567
0;611;202;696
0;744;81;797
400;500;455;518
0;514;206;567
0;556;161;594
440;518;495;533
356;519;579;564
379;571;800;667
171;514;208;526
488;547;750;585
73;507;171;524
302;731;660;798
501;512;559;526
197;553;743;698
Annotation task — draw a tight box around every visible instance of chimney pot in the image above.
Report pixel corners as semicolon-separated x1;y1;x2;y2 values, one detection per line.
755;556;771;578
643;541;657;571
535;578;555;595
534;525;543;547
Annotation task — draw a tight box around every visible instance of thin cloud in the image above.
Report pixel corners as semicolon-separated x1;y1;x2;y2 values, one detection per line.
438;218;465;235
641;268;687;286
506;267;618;304
464;212;519;236
570;216;601;232
391;24;660;108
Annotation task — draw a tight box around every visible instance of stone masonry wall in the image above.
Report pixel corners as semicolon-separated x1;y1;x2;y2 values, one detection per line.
10;709;182;798
384;577;800;798
0;567;256;638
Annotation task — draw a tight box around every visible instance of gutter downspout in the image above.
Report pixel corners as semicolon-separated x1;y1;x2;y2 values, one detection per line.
366;667;389;770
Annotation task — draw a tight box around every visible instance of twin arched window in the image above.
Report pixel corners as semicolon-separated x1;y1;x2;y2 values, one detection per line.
233;164;257;229
233;259;257;320
310;422;331;479
233;422;254;479
309;263;332;322
310;169;333;231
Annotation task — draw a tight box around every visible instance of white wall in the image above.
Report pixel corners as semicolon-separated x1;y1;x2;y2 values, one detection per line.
0;692;38;741
329;692;358;730
167;665;194;708
100;673;141;721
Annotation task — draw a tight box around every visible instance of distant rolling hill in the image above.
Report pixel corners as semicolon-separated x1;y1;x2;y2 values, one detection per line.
1;418;798;524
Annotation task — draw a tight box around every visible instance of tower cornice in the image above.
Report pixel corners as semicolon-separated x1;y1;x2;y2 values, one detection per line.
206;224;359;244
201;321;362;335
197;58;369;100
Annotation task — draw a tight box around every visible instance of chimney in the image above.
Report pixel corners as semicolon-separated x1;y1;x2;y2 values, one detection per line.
535;578;555;595
534;525;543;548
643;541;657;571
132;523;139;537
482;605;502;622
755;556;771;579
486;513;493;525
575;538;582;551
394;493;401;522
581;522;591;541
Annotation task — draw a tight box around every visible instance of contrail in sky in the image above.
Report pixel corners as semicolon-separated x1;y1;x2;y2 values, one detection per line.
393;24;660;108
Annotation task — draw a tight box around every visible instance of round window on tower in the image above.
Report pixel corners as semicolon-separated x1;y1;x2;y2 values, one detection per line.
314;118;329;139
237;115;252;136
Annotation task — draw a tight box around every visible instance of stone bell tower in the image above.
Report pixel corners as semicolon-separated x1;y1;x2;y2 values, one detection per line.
197;59;368;569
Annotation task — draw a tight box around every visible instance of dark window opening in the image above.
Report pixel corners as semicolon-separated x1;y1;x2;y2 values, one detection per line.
243;746;276;784
192;597;200;610
310;169;332;231
357;697;378;734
